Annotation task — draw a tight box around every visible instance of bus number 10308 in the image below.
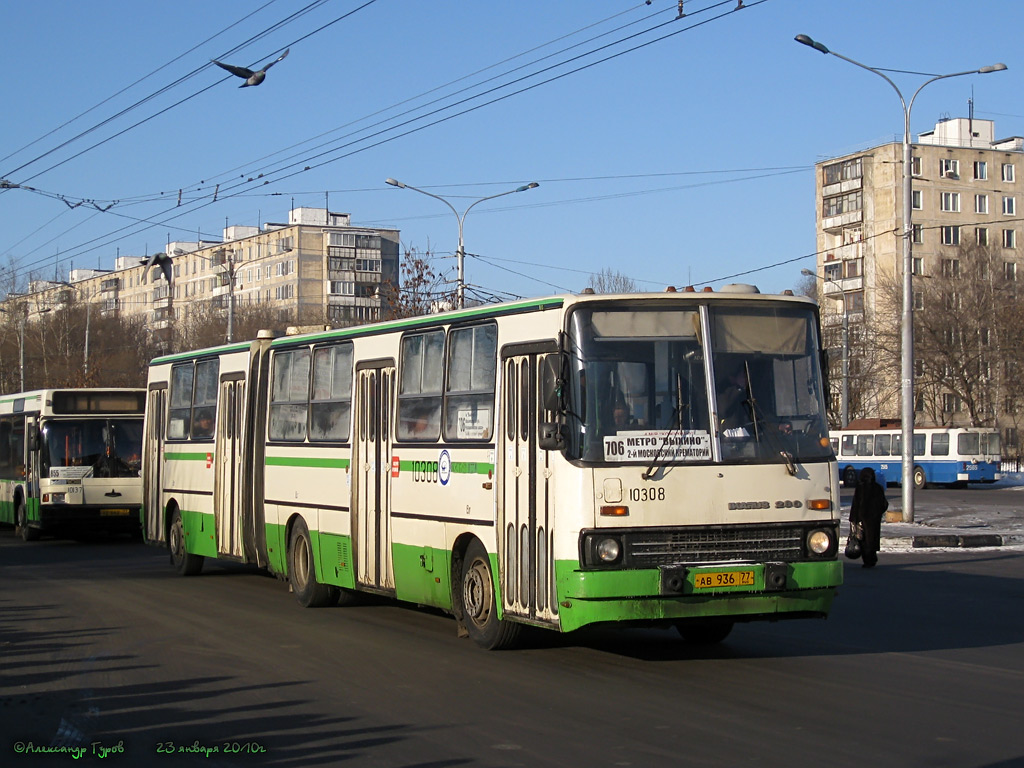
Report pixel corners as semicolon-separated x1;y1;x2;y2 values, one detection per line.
628;487;666;502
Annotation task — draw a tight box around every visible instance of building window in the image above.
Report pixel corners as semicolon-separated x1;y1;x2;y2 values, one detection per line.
913;291;924;310
1005;262;1018;281
981;327;991;346
974;161;988;180
912;224;924;244
943;394;959;413
941;258;961;278
822;190;862;217
912;189;923;210
975;194;988;214
329;281;354;295
911;156;922;176
822;158;863;185
844;259;861;278
1003;163;1015;182
940;192;960;212
976;227;989;246
939;158;959;178
940;226;960;246
1004;229;1017;248
912;256;924;275
1003;196;1016;215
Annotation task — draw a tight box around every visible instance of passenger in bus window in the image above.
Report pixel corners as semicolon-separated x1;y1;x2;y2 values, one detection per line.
612;397;635;430
193;408;215;439
849;467;889;568
717;362;753;438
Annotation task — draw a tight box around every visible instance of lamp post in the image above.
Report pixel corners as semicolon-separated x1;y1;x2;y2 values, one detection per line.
794;34;1006;523
385;178;539;309
175;247;244;343
802;268;849;428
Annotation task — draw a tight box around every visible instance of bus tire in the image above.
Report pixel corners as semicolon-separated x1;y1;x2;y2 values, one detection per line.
288;518;338;608
913;466;927;490
676;619;734;645
842;466;858;487
16;500;39;542
461;540;521;650
169;508;204;576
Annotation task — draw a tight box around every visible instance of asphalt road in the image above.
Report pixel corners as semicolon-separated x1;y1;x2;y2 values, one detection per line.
2;530;1023;768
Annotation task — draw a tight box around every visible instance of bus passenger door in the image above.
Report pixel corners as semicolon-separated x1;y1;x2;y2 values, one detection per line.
144;388;166;543
498;352;558;625
215;377;245;558
353;364;395;592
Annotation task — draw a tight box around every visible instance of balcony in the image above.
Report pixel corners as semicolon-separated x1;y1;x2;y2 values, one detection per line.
821;176;863;198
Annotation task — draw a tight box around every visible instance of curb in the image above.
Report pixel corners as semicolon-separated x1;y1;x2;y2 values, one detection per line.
880;532;1024;549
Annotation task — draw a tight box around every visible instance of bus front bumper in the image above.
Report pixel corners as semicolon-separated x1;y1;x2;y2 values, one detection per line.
554;559;843;633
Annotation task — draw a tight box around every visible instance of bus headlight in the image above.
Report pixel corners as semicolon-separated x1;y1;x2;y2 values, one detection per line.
596;538;621;563
807;529;832;555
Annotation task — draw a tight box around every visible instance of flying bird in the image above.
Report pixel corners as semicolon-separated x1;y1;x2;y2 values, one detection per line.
140;252;174;287
212;48;290;87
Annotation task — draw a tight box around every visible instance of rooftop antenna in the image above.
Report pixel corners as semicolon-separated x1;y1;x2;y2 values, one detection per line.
969;89;975;141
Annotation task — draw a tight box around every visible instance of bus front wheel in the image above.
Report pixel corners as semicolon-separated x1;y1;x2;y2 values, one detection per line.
460;540;521;650
288;518;338;608
169;509;204;576
16;500;39;542
913;466;927;490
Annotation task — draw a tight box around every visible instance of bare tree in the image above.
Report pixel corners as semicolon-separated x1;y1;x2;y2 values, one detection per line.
585;268;637;294
875;242;1024;429
381;246;454;320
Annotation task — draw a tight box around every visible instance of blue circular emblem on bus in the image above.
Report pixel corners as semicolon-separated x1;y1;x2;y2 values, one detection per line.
438;450;451;486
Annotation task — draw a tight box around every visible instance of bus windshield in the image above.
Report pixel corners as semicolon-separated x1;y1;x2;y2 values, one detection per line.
41;418;144;478
565;303;832;465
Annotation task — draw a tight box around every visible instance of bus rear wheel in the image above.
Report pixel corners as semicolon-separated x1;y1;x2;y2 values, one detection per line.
288;518;338;608
843;466;858;487
913;466;927;490
461;540;521;650
169;509;204;576
676;619;734;645
16;500;39;542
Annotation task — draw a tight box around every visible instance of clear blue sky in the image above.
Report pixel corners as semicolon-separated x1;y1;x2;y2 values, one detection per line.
2;0;1021;303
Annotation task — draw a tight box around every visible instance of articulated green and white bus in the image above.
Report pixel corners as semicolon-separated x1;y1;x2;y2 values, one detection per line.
143;286;842;649
0;388;146;540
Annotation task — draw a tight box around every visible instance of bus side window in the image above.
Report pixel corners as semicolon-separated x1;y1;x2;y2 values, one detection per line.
397;330;443;441
931;432;949;456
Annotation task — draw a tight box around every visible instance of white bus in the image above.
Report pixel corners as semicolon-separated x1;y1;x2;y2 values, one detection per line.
143;287;841;649
0;388;146;540
832;423;1001;489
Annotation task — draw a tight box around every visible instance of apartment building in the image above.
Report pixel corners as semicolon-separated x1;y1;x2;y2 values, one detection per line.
813;117;1024;449
8;207;399;350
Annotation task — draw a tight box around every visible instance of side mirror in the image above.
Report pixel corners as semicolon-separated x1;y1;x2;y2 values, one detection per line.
540;354;565;412
538;422;566;452
27;423;40;452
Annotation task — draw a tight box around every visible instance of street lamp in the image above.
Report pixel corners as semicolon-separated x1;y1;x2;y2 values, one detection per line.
385;178;539;309
795;34;1006;523
802;268;849;428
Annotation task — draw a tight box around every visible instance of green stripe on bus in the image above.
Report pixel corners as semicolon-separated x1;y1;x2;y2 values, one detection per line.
265;456;350;469
270;297;565;346
164;452;214;461
397;460;493;474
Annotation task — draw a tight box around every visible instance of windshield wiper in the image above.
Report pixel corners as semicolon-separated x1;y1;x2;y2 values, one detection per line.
642;373;685;481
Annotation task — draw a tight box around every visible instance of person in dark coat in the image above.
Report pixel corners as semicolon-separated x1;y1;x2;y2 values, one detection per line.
849;467;889;567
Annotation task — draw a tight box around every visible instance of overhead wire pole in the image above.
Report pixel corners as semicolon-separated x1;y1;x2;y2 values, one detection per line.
794;34;1006;523
385;179;539;308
